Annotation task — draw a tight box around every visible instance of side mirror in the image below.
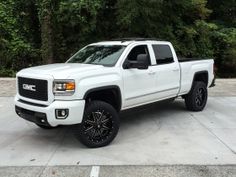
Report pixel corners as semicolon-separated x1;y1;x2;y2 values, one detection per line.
136;54;149;69
123;54;149;70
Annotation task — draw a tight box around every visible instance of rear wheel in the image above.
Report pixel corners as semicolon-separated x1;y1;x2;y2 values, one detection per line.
74;101;120;148
184;81;208;111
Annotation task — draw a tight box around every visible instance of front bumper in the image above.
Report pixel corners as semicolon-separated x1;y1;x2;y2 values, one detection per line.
14;96;85;127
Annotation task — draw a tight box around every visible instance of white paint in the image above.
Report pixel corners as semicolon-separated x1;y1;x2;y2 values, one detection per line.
90;166;100;177
15;39;214;123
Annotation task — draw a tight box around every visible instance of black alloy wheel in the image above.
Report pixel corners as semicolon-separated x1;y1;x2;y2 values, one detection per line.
75;101;120;148
195;87;206;107
185;81;208;111
84;110;113;142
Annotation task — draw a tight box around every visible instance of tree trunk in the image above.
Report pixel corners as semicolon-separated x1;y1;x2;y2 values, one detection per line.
40;1;54;64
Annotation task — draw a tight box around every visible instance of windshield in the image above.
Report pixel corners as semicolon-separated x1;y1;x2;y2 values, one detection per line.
67;45;126;66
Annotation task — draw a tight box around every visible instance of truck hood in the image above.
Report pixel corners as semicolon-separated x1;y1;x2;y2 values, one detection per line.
18;63;104;79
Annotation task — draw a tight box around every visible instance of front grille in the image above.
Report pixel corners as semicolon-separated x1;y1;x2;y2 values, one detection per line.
18;77;48;101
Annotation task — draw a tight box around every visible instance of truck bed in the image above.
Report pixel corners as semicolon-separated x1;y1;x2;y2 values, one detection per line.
178;58;214;96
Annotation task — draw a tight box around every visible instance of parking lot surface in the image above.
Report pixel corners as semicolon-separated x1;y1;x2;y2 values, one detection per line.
0;78;236;176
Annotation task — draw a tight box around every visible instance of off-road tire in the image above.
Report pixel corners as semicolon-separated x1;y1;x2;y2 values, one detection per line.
184;81;208;111
75;101;120;148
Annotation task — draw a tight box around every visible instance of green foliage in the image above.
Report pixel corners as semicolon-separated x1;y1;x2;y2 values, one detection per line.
116;0;214;59
55;0;103;61
116;0;163;36
207;0;236;27
0;0;41;71
0;67;16;77
211;28;236;77
0;0;236;77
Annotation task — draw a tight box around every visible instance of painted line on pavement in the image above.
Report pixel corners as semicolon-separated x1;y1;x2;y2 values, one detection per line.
90;166;100;177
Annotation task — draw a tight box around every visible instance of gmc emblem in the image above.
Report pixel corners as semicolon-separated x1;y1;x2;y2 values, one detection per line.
22;84;36;91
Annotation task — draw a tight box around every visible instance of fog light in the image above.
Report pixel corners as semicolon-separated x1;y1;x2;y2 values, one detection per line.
55;109;69;119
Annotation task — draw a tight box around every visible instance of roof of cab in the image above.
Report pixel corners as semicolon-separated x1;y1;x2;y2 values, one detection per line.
90;38;168;46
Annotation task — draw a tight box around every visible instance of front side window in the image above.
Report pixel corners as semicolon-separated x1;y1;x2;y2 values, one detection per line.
152;45;174;64
67;45;126;66
126;45;150;64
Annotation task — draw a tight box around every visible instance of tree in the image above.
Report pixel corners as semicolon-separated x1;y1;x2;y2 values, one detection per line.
38;0;57;64
207;0;236;27
0;0;40;72
0;0;236;77
54;0;102;61
116;0;163;37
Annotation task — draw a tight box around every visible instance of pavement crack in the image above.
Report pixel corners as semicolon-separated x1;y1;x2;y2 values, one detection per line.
190;113;236;155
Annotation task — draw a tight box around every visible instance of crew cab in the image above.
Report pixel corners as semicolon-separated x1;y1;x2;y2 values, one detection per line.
15;38;214;148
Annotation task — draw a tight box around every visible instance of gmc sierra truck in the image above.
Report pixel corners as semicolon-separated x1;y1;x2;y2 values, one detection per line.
15;38;215;148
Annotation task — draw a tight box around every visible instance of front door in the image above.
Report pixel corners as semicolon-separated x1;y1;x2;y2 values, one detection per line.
122;45;156;108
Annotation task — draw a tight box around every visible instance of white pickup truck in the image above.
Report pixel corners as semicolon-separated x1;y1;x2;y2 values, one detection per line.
15;38;215;147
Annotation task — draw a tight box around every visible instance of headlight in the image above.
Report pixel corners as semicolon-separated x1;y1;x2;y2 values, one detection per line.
53;80;75;95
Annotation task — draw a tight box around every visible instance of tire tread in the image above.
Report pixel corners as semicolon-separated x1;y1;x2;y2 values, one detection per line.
184;81;208;111
75;100;120;148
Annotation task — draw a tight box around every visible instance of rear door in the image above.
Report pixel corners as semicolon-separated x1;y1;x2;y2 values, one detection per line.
149;43;180;99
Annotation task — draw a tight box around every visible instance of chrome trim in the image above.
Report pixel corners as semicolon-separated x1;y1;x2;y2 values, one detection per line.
53;79;75;96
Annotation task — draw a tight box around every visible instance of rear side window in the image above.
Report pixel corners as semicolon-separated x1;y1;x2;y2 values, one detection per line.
152;45;174;64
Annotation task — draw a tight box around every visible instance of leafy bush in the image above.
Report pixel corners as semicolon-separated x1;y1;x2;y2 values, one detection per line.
212;28;236;77
0;67;16;77
0;0;235;77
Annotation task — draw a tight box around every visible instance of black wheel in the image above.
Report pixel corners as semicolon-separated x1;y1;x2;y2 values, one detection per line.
184;81;208;111
75;101;120;148
35;123;56;129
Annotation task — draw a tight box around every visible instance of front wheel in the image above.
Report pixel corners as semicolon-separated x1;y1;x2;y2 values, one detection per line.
74;101;120;148
184;81;208;111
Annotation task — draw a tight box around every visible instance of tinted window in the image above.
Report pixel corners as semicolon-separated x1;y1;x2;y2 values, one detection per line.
127;45;150;65
152;45;174;64
67;45;126;66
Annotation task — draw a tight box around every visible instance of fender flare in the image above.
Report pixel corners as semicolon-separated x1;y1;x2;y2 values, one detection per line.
83;85;122;111
190;71;209;89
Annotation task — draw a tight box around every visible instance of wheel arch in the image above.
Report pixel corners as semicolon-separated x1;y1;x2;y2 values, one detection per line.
192;71;209;87
83;85;122;111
